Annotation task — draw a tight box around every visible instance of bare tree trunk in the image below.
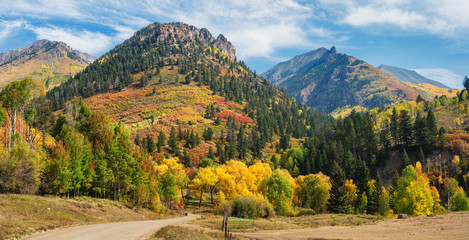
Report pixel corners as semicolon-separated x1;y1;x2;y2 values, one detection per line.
13;109;16;136
210;187;214;204
8;113;12;151
180;188;185;204
19;111;23;140
199;189;203;207
3;116;7;150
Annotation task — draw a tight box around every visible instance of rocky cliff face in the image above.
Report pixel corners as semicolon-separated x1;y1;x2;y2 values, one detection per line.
138;22;236;60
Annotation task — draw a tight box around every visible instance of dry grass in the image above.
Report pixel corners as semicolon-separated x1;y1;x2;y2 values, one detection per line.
191;214;379;232
149;225;236;240
237;212;469;240
0;194;162;239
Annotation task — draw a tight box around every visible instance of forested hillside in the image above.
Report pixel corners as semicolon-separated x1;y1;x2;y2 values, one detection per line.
0;22;468;220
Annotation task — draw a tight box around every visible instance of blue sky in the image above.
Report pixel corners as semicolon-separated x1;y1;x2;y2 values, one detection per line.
0;0;467;88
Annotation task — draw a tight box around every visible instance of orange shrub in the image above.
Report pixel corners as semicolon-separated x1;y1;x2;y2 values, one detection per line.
217;110;253;124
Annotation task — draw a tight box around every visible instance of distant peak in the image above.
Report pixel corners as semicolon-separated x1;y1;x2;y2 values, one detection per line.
330;46;337;55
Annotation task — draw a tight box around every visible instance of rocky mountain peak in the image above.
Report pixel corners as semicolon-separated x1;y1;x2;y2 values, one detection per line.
213;34;236;60
0;39;96;66
143;22;236;60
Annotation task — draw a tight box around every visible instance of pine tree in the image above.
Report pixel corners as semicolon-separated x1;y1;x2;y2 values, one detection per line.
146;135;155;153
398;110;413;146
413;112;426;148
418;148;425;163
390;108;399;146
208;146;215;160
401;148;410;170
426;110;438;147
327;162;348;213
157;130;166;153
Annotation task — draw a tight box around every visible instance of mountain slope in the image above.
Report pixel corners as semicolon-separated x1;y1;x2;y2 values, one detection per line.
262;47;453;114
0;39;95;88
262;47;328;86
48;22;332;162
378;64;450;89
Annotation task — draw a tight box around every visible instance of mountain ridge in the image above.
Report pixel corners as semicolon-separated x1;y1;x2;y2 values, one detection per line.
378;64;450;89
0;39;96;88
262;47;455;114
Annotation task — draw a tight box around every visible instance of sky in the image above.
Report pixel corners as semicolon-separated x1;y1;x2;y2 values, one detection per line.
0;0;467;88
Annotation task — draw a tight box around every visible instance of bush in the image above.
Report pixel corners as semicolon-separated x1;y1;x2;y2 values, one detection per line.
230;195;274;219
450;188;469;211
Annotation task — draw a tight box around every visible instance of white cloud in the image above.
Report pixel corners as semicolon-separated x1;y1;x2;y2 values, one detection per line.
324;0;469;37
30;26;113;56
0;20;26;41
413;68;464;89
139;0;323;59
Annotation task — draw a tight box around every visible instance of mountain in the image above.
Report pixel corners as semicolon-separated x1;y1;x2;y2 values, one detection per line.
48;22;332;162
0;39;95;88
378;64;450;89
262;47;455;114
262;47;328;86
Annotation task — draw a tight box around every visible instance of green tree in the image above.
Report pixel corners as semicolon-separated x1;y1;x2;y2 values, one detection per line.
401;148;410;171
159;172;178;209
390;108;399;146
266;169;293;215
393;163;434;215
296;173;331;213
450;187;469;211
398;110;413;146
0;78;32;150
157;130;166;153
43;142;72;195
0;140;43;194
327;162;348;213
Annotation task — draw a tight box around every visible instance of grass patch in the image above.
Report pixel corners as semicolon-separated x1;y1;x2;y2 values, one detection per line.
149;225;234;240
191;214;380;232
0;194;162;239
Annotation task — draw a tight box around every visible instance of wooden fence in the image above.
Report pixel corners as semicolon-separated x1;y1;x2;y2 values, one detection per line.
226;217;255;230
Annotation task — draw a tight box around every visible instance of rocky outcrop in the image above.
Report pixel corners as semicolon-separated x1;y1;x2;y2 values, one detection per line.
213;34;236;60
140;22;236;60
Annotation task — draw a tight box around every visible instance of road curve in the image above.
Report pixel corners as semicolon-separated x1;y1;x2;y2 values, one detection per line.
21;215;196;240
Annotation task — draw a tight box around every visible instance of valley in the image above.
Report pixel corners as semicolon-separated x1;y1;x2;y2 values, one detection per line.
0;15;468;240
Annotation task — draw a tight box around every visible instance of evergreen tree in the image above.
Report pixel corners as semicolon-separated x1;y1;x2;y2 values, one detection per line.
145;135;155;154
401;148;410;170
398;110;413;146
390;108;399;146
413;112;426;148
157;130;166;152
208;146;215;160
327;162;348;213
426;110;438;147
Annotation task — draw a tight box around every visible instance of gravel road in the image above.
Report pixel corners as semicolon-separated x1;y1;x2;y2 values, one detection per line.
21;215;196;240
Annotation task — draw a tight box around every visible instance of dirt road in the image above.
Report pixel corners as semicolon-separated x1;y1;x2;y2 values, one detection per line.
21;215;196;240
237;211;469;240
